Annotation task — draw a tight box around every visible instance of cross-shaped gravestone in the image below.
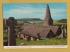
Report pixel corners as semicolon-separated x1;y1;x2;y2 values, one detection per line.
7;17;17;46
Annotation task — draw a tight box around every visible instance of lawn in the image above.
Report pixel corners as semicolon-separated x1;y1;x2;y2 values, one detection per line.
16;38;67;46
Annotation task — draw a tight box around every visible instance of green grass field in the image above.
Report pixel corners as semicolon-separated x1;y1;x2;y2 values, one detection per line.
16;38;67;46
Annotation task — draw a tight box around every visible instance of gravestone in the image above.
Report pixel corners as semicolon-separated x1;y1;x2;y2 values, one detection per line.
57;25;66;38
7;17;17;46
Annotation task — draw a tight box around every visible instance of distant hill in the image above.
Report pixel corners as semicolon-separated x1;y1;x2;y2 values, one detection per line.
16;18;43;21
58;19;67;23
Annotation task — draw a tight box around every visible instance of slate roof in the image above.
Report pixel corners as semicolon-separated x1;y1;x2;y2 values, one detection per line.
19;24;60;39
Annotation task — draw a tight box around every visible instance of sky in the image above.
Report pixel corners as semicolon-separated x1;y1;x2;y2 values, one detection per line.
3;3;67;20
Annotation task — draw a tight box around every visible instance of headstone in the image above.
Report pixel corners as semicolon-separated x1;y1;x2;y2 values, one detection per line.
58;25;66;38
7;17;17;46
37;33;41;40
31;37;33;40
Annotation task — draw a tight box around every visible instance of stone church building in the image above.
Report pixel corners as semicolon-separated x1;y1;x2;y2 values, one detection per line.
17;4;64;41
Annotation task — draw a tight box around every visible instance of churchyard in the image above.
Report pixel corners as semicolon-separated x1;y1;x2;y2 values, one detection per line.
3;19;67;46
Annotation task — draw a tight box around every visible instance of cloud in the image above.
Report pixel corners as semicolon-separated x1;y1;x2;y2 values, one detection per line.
4;8;46;19
50;8;66;13
3;3;66;20
49;8;66;20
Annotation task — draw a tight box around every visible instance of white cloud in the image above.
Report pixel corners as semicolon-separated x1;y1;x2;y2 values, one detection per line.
4;8;46;19
5;8;46;14
50;8;66;14
4;6;66;20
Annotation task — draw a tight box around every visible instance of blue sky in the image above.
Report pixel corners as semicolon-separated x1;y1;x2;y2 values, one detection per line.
3;3;67;20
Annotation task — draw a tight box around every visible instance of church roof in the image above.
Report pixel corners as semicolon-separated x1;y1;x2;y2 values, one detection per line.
20;24;59;38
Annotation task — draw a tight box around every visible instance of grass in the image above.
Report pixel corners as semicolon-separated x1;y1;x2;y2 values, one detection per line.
16;38;67;46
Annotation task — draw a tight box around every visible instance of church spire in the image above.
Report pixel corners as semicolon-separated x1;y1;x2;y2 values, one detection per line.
43;4;53;27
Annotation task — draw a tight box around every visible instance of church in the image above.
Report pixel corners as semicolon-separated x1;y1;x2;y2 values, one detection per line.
17;4;63;41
